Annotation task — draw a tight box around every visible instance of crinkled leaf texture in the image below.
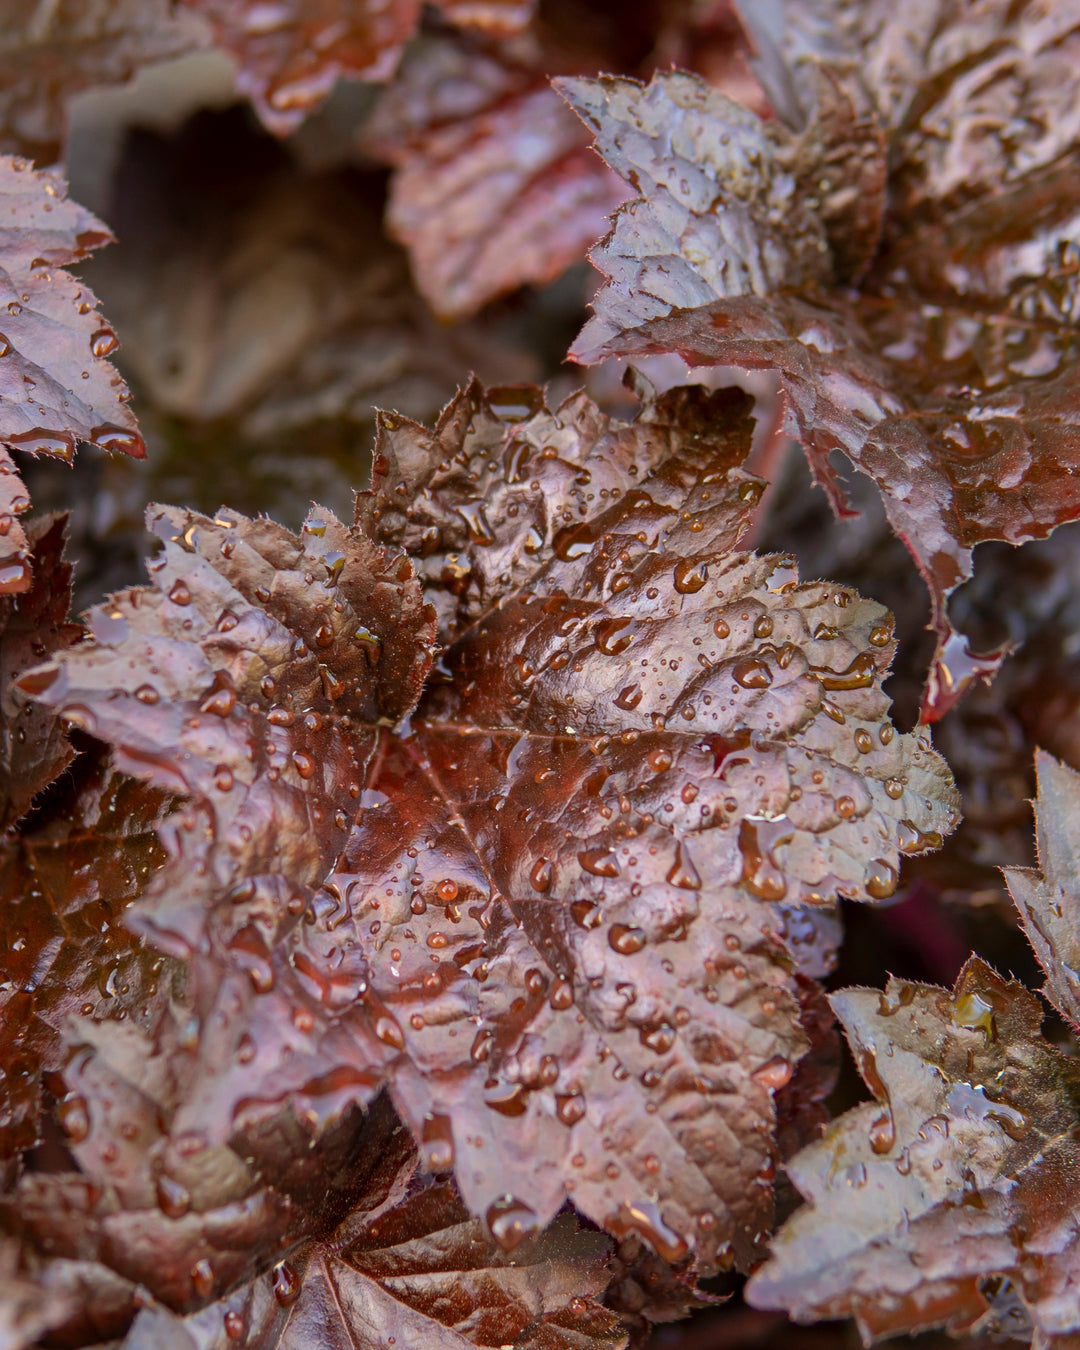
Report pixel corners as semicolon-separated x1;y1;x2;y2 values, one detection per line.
559;3;1080;718
748;958;1080;1350
115;1122;623;1350
25;380;957;1275
0;155;142;592
365;35;629;320
1005;751;1080;1033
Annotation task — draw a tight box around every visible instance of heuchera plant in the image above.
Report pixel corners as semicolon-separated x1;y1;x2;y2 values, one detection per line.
3;3;1080;1350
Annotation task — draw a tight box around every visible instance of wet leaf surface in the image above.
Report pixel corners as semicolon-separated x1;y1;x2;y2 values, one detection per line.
0;513;81;830
20;380;956;1280
0;155;142;593
560;5;1080;718
115;1121;622;1350
748;958;1080;1349
1005;752;1080;1033
0;748;171;1163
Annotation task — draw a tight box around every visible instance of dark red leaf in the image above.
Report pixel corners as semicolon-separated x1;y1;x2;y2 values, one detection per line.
366;36;628;319
558;7;1080;718
0;155;142;592
0;513;81;829
22;381;957;1279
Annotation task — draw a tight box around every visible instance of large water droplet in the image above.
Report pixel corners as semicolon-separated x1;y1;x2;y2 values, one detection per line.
673;558;708;593
272;1261;301;1307
609;924;646;955
487;1196;539;1251
733;657;772;689
579;847;620;877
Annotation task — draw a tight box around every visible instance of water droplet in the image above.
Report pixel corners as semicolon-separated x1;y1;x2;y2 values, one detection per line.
156;1175;192;1218
556;1092;586;1125
375;1015;405;1050
615;682;643;711
733;657;772;689
485;1082;529;1115
595;616;634;655
224;1310;245;1340
454;500;495;545
869;1108;896;1154
487;1196;539;1251
58;1094;89;1142
607;1200;688;1262
739;816;792;901
952;991;995;1039
90;327;118;358
609;924;646;955
866;859;898;899
421;1112;455;1170
885;778;904;799
169;580;192;606
191;1259;214;1299
91;424;145;457
666;842;701;890
292;750;316;780
673;559;708;593
753;1056;792;1090
578;847;619;877
272;1262;301;1307
640;1023;676;1054
199;674;236;717
753;615;773;638
549;977;573;1010
530;858;553;892
437;879;459;901
813;651;877;691
854;728;874;753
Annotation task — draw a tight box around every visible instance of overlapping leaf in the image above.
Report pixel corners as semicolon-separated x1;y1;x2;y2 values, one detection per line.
0;750;171;1163
1005;752;1080;1032
560;2;1080;717
0;0;209;163
365;36;629;319
0;156;142;592
181;0;538;137
748;958;1080;1349
24;380;956;1275
115;1124;622;1350
0;513;80;829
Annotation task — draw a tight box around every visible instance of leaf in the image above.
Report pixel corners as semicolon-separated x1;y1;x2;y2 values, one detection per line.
24;380;957;1275
178;0;422;136
1004;751;1080;1033
0;155;143;593
365;36;629;319
0;0;209;163
115;1142;623;1350
0;513;81;829
0;749;171;1162
558;6;1080;718
178;0;538;137
747;958;1080;1349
